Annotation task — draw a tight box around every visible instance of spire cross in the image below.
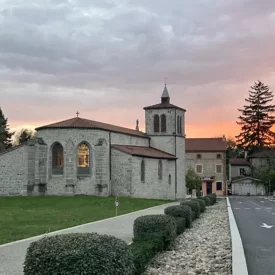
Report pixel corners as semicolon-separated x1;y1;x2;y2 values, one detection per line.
165;77;168;86
76;111;79;117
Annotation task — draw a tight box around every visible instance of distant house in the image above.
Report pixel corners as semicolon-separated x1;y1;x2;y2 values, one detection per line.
185;137;227;196
229;158;265;195
248;149;275;168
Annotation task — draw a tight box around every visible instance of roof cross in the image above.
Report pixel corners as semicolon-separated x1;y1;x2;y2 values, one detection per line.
165;77;168;86
76;111;79;117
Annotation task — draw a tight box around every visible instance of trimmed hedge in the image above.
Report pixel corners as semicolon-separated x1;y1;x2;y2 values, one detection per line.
133;214;177;247
164;205;192;229
23;233;135;275
191;210;196;221
206;195;215;205
194;198;206;212
201;196;211;206
212;193;217;203
180;200;201;218
129;236;164;275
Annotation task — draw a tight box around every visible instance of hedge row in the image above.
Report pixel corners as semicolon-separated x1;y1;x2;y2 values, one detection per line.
23;193;217;275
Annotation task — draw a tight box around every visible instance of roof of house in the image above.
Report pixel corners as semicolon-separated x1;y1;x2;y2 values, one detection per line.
231;176;262;183
185;138;227;152
111;145;177;159
35;117;149;138
229;158;250;166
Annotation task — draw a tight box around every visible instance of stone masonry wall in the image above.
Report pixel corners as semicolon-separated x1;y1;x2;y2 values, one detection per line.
111;149;132;196
130;156;176;200
0;145;29;195
229;165;251;181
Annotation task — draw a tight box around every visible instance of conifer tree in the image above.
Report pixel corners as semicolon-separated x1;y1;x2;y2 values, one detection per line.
235;81;275;151
0;107;14;151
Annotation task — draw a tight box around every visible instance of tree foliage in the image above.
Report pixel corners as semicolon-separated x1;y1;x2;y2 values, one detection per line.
236;81;275;151
14;128;36;145
186;167;202;190
0;107;14;151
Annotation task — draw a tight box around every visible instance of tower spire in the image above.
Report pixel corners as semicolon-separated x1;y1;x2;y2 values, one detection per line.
161;80;170;103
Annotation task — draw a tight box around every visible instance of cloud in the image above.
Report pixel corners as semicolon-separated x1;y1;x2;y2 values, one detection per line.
1;0;275;137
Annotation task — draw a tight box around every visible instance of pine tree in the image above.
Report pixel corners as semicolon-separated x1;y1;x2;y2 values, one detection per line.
235;81;275;151
14;128;36;145
0;107;14;151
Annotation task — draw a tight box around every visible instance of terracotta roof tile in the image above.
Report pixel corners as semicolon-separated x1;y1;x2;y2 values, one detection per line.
143;102;186;111
229;158;250;166
185;138;226;152
112;145;177;159
36;117;148;138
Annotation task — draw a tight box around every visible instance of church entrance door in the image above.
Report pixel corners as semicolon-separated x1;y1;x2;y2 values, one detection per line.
206;182;212;195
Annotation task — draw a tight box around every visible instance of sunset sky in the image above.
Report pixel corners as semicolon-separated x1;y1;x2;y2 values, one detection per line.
1;0;275;139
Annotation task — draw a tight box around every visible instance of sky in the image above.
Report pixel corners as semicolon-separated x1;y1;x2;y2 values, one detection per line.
1;0;275;139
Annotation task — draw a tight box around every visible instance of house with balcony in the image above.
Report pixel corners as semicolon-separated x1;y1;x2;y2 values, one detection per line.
185;137;227;196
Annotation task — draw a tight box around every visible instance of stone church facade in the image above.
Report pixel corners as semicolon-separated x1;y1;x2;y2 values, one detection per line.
0;86;187;200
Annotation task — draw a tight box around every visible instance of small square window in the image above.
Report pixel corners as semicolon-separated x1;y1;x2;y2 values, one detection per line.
197;154;201;160
217;154;221;159
240;168;246;176
216;182;222;190
216;165;222;174
196;164;203;174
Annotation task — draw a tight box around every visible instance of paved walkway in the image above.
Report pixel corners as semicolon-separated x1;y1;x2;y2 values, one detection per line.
0;201;178;275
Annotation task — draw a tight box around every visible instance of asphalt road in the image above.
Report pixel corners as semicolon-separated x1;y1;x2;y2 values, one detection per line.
230;196;275;275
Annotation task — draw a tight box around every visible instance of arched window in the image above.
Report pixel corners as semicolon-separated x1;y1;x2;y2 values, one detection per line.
154;115;160;132
169;174;171;185
180;116;183;134
161;114;166;132
141;159;145;182
177;115;180;134
52;142;64;175
158;160;163;180
77;142;90;175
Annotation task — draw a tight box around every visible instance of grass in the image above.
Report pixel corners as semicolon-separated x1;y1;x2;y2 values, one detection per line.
0;196;171;245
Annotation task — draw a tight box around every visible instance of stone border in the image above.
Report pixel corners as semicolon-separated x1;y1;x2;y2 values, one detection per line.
226;197;249;275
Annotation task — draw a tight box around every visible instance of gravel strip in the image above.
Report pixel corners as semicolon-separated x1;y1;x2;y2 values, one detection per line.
145;199;232;275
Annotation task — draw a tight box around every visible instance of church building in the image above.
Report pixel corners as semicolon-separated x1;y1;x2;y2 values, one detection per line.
0;85;187;200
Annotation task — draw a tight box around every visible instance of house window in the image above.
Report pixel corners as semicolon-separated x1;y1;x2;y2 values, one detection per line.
158;160;163;180
180;116;182;134
177;115;180;134
216;182;222;191
154;115;159;132
217;154;221;159
52;142;64;175
169;174;171;184
141;159;145;181
161;114;166;132
77;142;90;175
240;168;246;176
196;164;203;174
216;164;222;174
197;154;201;160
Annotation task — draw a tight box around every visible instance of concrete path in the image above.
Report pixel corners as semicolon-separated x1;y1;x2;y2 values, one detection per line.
230;196;275;275
0;201;178;275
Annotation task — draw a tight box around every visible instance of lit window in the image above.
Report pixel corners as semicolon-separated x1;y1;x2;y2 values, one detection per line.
77;143;90;175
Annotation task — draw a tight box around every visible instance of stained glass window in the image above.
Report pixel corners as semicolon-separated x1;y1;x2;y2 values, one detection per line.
52;143;63;175
77;143;90;175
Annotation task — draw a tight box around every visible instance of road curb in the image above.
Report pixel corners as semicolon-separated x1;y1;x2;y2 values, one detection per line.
227;197;249;275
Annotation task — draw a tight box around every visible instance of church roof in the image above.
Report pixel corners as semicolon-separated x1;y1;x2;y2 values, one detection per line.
143;102;186;111
112;145;177;159
36;117;149;138
185;138;226;152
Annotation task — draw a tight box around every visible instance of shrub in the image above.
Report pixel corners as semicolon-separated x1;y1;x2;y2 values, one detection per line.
212;193;217;203
180;200;200;218
133;214;177;247
194;198;206;212
191;210;196;221
164;205;192;229
23;233;135;275
130;236;164;275
202;196;211;206
207;195;215;205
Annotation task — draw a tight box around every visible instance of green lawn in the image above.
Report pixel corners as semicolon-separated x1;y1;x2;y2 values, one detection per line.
0;196;171;245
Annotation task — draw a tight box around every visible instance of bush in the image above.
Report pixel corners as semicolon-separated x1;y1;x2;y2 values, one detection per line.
180;200;200;218
24;233;135;275
130;236;164;275
202;196;211;206
206;195;215;205
191;210;196;221
133;214;177;247
164;205;192;229
194;198;206;212
212;193;217;203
